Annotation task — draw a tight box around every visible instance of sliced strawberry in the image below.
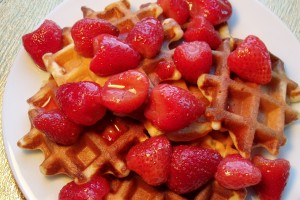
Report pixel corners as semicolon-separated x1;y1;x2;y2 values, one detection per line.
144;84;206;132
189;0;232;25
71;18;119;57
125;17;164;58
173;41;212;84
126;135;172;186
227;35;272;84
215;154;261;190
167;145;222;194
157;0;190;25
59;175;110;200
33;109;83;145
184;16;222;49
90;34;141;77
253;155;290;200
22;20;63;70
100;70;150;114
56;81;106;126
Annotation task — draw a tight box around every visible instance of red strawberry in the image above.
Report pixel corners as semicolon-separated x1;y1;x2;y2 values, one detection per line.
157;0;190;25
101;70;150;114
184;16;222;49
173;41;212;84
167;145;222;194
59;175;110;200
71;18;119;57
125;17;164;58
33;109;83;145
22;20;63;70
90;34;141;76
155;59;176;80
144;84;206;132
253;155;290;200
227;35;272;84
126;135;172;186
215;154;261;190
56;81;106;126
189;0;232;25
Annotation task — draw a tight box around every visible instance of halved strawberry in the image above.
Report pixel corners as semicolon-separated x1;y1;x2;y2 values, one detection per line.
100;70;150;114
125;17;164;58
157;0;190;25
126;135;172;186
184;16;222;49
90;34;141;76
167;145;222;194
227;35;272;84
32;109;83;145
253;155;290;200
22;20;63;70
56;81;106;126
71;18;119;57
173;41;212;84
215;154;261;190
59;175;110;200
189;0;232;25
144;84;206;132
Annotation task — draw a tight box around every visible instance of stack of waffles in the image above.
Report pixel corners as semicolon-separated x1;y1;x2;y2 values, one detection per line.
17;0;300;199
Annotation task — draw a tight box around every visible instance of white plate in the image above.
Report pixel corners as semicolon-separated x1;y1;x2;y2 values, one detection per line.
2;0;300;199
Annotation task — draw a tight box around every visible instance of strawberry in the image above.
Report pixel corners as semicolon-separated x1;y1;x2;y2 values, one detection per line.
90;34;141;77
253;155;290;200
22;20;63;70
59;175;110;200
125;17;164;58
173;41;212;84
56;81;106;126
227;35;272;84
214;154;261;190
167;145;222;194
184;16;222;50
189;0;232;25
126;135;172;186
144;84;206;132
155;59;176;80
33;109;83;145
100;70;150;114
71;18;119;57
157;0;190;25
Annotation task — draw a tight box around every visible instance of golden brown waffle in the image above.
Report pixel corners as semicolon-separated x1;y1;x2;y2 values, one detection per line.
17;80;149;184
198;38;300;158
81;0;163;33
105;174;246;200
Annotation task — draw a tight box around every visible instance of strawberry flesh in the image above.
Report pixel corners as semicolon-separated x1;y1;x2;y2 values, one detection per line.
253;155;290;200
71;18;119;57
167;145;222;194
90;34;141;76
126;135;172;186
22;20;63;70
228;35;272;84
215;154;262;190
144;84;206;132
59;175;110;200
56;81;106;126
157;0;190;25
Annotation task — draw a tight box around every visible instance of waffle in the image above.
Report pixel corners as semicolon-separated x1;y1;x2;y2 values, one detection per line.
17;79;149;183
197;37;300;158
81;0;163;33
105;174;246;200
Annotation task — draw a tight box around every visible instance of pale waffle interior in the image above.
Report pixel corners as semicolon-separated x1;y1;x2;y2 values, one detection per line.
198;38;300;158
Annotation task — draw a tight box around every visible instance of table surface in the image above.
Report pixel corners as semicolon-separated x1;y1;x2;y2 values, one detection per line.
0;0;299;199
